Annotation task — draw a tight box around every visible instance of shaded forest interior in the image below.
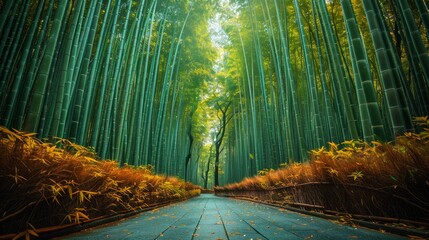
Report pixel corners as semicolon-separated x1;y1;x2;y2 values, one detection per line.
1;0;429;237
2;0;429;187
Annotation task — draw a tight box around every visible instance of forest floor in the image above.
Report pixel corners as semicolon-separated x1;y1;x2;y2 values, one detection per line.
0;126;201;238
61;194;404;240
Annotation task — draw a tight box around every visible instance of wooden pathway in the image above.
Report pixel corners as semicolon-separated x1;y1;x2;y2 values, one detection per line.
64;194;404;239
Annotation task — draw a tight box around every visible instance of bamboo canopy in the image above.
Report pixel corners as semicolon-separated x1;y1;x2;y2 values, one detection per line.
0;0;428;187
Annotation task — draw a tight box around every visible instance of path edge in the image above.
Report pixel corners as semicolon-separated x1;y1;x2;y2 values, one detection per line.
217;195;429;239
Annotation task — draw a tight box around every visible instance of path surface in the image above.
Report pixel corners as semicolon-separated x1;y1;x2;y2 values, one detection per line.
64;194;403;240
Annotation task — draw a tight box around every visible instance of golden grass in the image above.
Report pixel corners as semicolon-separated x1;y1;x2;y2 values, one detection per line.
0;127;201;236
218;117;429;220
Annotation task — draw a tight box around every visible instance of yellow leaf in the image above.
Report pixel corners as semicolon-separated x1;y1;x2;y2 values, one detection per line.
77;211;90;221
413;116;428;123
28;223;36;231
28;230;39;237
47;145;56;153
24;132;37;138
67;186;73;199
92;171;104;178
79;191;84;203
84;156;98;163
328;142;338;151
371;141;382;147
328;168;339;176
7;134;16;141
75;212;80;224
311;146;325;155
12;231;26;240
407;235;426;240
404;132;414;138
348;171;364;181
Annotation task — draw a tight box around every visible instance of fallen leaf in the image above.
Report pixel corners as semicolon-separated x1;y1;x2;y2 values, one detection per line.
407;235;426;240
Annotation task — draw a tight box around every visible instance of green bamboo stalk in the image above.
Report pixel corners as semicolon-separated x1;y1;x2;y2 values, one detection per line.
14;1;53;130
95;13;120;158
49;0;84;138
293;0;323;148
415;0;429;40
0;2;18;70
113;0;142;163
88;2;117;148
263;0;288;162
391;1;429;116
396;0;429;87
22;0;69;133
57;1;86;138
1;0;45;127
124;0;153;165
153;9;192;171
0;0;30;82
132;0;158;166
77;0;104;144
311;0;338;143
272;0;305;161
237;17;260;170
69;0;100;143
0;1;14;34
361;0;413;136
340;0;386;141
142;12;166;166
316;0;359;140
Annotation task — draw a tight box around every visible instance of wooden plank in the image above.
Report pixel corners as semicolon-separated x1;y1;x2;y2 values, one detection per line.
62;194;405;240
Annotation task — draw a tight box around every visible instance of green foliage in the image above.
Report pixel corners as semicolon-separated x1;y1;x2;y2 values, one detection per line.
0;0;217;184
211;0;429;185
0;0;428;189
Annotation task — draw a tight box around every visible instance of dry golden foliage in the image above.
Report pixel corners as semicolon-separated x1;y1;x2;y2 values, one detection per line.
218;117;429;220
0;126;201;236
223;118;429;191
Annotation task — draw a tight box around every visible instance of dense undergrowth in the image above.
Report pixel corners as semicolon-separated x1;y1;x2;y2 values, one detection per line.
217;117;429;221
0;127;200;237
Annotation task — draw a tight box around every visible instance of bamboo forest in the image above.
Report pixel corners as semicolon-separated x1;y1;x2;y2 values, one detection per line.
1;0;429;239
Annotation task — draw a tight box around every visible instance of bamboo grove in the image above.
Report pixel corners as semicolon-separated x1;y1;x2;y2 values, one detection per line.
218;0;429;184
1;0;429;187
0;0;217;183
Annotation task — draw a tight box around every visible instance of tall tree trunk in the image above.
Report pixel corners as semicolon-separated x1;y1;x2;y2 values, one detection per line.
214;102;232;187
184;123;193;182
